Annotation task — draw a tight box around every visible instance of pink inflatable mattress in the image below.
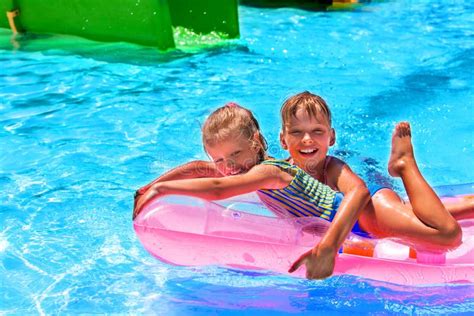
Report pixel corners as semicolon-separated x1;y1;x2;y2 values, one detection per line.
134;184;474;285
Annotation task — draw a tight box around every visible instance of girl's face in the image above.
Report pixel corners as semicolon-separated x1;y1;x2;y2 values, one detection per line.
205;132;261;176
280;108;334;175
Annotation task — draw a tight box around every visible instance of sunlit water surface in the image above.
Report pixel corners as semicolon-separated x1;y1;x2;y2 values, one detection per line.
1;1;473;314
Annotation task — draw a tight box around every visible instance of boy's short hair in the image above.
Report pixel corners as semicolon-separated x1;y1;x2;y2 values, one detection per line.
280;91;332;130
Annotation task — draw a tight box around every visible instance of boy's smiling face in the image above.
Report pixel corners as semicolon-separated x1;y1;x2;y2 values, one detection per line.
280;107;335;176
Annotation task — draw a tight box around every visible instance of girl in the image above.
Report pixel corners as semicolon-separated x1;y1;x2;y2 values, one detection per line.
279;92;473;277
133;103;264;208
134;102;366;279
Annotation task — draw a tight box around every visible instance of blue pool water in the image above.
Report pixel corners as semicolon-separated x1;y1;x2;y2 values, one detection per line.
1;1;473;314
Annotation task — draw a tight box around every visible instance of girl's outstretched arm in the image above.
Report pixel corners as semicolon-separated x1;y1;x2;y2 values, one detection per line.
136;160;221;195
133;160;221;210
133;164;292;219
289;158;370;279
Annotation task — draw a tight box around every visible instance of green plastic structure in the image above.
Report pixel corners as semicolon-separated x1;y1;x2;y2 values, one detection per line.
0;0;239;50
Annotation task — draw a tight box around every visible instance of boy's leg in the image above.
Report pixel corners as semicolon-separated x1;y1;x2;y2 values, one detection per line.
359;122;461;249
359;190;461;250
442;196;474;220
405;196;474;220
388;122;460;237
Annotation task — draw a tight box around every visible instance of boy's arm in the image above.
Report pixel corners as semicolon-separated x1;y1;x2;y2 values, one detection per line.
133;164;292;219
319;158;370;248
289;158;370;279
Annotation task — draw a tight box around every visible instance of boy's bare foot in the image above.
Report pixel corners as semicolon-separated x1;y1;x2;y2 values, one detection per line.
388;122;416;177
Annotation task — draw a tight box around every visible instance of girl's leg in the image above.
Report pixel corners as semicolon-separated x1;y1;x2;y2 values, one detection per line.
359;122;462;250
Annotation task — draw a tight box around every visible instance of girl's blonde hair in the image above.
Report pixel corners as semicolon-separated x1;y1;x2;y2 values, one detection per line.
280;91;332;129
202;102;268;161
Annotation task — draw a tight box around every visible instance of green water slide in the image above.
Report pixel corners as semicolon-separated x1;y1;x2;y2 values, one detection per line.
0;0;239;50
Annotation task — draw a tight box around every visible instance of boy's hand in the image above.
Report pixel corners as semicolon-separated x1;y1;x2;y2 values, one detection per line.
288;244;337;280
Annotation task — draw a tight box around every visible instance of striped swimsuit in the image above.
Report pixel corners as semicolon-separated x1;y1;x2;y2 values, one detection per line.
256;160;341;222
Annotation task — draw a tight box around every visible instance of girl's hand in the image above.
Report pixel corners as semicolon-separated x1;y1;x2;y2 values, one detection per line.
288;244;337;279
133;186;161;220
133;190;143;210
132;192;143;220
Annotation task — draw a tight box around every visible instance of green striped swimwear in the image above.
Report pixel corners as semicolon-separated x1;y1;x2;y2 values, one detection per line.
257;160;339;221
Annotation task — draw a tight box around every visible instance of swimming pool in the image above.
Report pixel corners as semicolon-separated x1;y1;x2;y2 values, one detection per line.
1;0;473;314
